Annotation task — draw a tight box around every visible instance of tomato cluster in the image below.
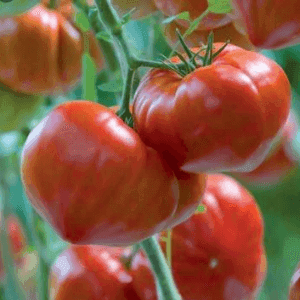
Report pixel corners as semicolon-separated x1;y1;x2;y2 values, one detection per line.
3;0;299;299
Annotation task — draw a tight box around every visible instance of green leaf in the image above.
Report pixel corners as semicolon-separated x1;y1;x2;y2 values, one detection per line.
0;0;39;17
96;31;113;42
207;0;232;14
74;10;91;32
82;53;97;101
162;11;190;24
120;8;135;26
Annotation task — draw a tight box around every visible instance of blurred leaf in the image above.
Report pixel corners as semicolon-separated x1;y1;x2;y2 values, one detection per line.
74;9;90;32
0;0;38;17
82;52;97;101
98;71;124;92
96;31;113;42
207;0;232;13
162;11;190;24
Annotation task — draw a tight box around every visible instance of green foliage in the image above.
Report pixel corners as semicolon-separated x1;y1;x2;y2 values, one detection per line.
0;0;38;17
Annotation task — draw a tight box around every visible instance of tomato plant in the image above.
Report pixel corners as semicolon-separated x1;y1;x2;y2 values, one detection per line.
0;2;103;95
49;245;140;299
154;0;231;30
0;82;44;132
21;101;206;246
231;0;300;49
233;110;299;187
164;20;255;50
133;43;291;174
130;174;267;300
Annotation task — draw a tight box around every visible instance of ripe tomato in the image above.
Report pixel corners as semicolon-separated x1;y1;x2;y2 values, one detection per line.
164;20;255;51
49;245;140;299
289;262;300;300
233;110;299;186
130;174;267;300
230;0;300;49
154;0;231;31
0;3;103;95
0;82;44;132
133;43;291;173
21;101;206;246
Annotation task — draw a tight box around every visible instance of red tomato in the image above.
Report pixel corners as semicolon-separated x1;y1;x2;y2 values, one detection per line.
133;43;291;173
130;174;267;300
233;110;299;186
154;0;231;31
164;20;255;51
0;3;103;95
230;0;300;49
49;245;140;300
21;101;206;246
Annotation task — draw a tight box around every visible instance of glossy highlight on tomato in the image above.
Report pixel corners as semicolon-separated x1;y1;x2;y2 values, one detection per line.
0;3;103;95
133;43;291;173
21;101;206;246
231;0;300;49
49;245;140;300
130;174;267;300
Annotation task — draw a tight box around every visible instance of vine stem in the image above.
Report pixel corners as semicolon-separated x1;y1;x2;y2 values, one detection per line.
141;237;182;300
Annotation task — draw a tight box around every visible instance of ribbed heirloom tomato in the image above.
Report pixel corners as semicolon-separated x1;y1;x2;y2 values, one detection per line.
231;0;300;49
133;43;291;173
0;1;103;95
130;174;267;300
21;101;206;246
49;245;140;300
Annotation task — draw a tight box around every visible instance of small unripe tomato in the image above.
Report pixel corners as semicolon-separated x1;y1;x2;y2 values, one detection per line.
230;0;300;49
0;82;44;132
21;101;206;246
164;21;255;51
154;0;231;31
130;174;267;300
233;110;299;187
0;3;103;95
49;245;140;300
133;43;291;173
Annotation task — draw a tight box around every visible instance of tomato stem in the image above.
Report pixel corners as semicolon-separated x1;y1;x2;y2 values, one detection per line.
141;237;182;300
47;0;58;9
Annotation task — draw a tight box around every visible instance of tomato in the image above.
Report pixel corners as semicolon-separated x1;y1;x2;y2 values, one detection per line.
233;110;299;186
164;20;255;50
154;0;231;31
230;0;300;49
132;43;291;173
0;82;44;132
49;245;140;300
0;3;103;95
130;174;267;300
289;262;300;300
21;101;206;246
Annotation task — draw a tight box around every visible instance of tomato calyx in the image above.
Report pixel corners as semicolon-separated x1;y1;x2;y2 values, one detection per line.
165;31;229;77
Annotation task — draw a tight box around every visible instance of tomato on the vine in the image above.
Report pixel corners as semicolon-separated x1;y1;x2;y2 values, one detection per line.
0;2;103;95
130;174;267;300
49;245;140;300
233;110;299;186
0;82;44;132
154;0;231;31
133;43;291;173
21;101;206;246
230;0;300;49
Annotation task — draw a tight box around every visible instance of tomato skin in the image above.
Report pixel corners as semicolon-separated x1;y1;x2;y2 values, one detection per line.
0;4;103;95
154;0;231;31
21;101;206;246
164;21;255;51
130;174;267;300
233;110;299;186
289;262;300;300
231;0;300;49
0;82;44;132
49;245;140;300
133;43;291;173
